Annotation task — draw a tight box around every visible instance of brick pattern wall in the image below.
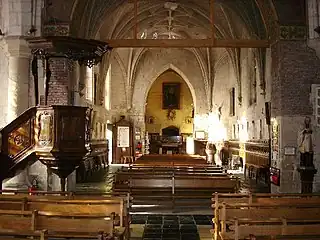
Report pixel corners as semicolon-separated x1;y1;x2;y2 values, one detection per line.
271;41;320;116
47;58;73;106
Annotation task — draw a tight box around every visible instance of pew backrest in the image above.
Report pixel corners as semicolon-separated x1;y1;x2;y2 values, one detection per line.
212;193;320;206
0;210;114;238
36;211;114;236
0;197;128;227
124;175;239;194
223;218;320;240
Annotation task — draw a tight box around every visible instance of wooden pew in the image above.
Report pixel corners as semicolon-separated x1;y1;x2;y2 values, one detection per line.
211;194;320;240
212;192;320;206
0;209;115;239
0;191;131;239
115;171;229;184
0;230;47;240
0;195;129;228
130;163;220;169
222;218;320;240
124;167;224;173
115;175;239;194
114;174;239;213
218;203;320;235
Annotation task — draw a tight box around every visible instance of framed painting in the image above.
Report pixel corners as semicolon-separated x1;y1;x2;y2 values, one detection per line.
162;83;180;109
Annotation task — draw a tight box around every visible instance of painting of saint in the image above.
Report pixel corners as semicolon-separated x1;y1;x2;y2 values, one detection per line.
162;83;180;109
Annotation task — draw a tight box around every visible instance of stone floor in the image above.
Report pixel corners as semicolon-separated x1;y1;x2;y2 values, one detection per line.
130;215;213;240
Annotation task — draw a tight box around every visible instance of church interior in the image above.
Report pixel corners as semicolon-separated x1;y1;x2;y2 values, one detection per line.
1;0;320;239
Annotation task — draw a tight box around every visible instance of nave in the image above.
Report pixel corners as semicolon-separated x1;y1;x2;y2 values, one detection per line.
1;154;320;240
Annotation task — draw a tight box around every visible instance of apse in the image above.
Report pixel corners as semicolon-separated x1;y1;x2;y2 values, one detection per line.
145;69;194;139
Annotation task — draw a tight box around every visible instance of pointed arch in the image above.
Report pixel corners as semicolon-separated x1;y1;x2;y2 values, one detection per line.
143;64;197;113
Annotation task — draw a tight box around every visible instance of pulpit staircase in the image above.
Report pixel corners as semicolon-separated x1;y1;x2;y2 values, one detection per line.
0;35;112;191
0;105;89;191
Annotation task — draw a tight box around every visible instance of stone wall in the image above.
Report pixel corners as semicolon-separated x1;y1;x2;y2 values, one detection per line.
213;48;271;141
271;40;320;193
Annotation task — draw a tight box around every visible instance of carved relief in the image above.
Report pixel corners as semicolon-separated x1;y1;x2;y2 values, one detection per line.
85;108;93;142
38;112;53;147
43;24;70;36
279;25;306;40
8;120;33;158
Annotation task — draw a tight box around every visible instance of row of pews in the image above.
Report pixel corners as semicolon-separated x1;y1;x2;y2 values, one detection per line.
112;162;240;213
0;191;130;240
1;190;320;239
212;193;320;240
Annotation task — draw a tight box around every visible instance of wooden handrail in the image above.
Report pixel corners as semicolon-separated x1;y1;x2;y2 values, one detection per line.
1;107;37;134
1;107;37;156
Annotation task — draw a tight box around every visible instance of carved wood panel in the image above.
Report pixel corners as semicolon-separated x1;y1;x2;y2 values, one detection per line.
8;119;34;158
37;111;53;147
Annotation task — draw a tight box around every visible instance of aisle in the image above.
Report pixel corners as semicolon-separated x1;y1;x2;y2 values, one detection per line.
130;214;212;240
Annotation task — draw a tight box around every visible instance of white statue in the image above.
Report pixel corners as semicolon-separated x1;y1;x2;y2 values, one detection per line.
297;116;314;167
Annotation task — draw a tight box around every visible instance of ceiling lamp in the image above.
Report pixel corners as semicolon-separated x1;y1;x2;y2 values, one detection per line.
164;2;178;10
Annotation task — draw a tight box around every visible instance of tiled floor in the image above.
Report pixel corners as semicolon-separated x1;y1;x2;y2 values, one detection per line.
130;215;213;240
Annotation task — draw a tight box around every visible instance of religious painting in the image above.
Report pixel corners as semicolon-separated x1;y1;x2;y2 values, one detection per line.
162;83;180;109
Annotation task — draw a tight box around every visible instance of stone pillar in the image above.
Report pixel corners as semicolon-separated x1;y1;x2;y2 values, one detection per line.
308;0;320;39
2;37;31;190
5;37;30;122
46;58;72;106
271;36;320;193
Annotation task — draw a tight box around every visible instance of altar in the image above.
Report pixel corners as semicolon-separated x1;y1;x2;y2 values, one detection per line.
149;135;183;154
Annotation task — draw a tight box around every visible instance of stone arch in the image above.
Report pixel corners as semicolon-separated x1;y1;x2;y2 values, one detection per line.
142;64;197;116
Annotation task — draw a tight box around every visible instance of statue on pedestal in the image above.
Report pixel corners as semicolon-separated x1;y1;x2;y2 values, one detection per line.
297;116;317;193
205;142;216;165
297;116;314;167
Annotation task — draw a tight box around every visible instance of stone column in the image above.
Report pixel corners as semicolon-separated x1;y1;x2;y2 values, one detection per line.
308;0;320;39
2;37;31;189
271;34;320;193
5;37;31;122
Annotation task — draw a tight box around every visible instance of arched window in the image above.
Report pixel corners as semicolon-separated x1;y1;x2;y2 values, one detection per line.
249;60;257;105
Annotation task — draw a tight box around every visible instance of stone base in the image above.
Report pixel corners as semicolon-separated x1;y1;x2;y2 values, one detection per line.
297;166;317;193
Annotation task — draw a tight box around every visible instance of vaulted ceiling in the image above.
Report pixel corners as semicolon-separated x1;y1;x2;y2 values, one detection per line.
68;0;267;40
45;0;306;42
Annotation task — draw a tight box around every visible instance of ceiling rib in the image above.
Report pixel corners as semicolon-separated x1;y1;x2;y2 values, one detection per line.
105;39;269;48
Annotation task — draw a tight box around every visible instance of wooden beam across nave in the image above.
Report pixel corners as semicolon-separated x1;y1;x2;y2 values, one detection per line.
106;39;270;48
121;0;270;48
